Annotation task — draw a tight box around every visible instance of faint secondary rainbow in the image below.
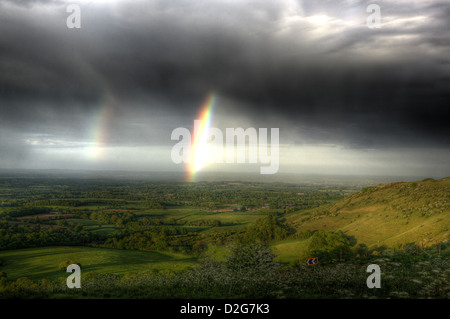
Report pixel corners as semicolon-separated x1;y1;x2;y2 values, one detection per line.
186;93;216;182
87;93;116;160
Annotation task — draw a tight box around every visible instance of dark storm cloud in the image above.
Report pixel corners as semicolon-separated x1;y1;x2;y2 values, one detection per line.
0;0;449;154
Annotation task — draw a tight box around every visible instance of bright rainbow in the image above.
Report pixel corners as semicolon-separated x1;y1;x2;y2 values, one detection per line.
187;93;216;182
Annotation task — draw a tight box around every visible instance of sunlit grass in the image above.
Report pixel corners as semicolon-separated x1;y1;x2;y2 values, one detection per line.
0;246;197;281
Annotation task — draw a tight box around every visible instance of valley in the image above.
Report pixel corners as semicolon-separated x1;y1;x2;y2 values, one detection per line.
0;172;448;298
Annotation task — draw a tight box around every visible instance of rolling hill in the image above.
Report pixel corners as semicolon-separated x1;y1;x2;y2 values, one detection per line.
286;177;450;248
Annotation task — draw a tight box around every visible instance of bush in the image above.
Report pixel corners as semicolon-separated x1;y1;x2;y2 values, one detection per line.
306;230;355;263
354;243;369;257
225;242;279;273
361;186;374;193
241;214;290;243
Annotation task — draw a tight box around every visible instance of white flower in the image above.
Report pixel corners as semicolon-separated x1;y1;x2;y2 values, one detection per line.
432;269;440;274
390;291;399;296
398;292;409;298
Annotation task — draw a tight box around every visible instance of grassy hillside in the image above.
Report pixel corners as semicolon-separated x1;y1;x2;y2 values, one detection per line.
271;238;311;263
0;246;197;281
286;177;450;248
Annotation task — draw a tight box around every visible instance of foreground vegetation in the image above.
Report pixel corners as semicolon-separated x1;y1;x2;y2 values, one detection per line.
0;242;449;299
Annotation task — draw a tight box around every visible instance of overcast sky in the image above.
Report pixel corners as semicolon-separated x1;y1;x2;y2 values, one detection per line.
0;0;449;178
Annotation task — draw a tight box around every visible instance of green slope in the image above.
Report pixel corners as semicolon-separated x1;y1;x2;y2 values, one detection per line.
287;177;450;248
271;238;311;263
0;246;197;281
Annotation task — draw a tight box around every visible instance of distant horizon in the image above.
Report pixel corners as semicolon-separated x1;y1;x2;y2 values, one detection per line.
0;167;444;186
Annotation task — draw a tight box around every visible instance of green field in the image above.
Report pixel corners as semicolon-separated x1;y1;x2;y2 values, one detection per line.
271;238;311;263
0;246;197;281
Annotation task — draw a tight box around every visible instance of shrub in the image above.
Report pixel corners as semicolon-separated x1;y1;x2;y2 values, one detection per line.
306;230;355;263
225;242;279;273
361;186;374;193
